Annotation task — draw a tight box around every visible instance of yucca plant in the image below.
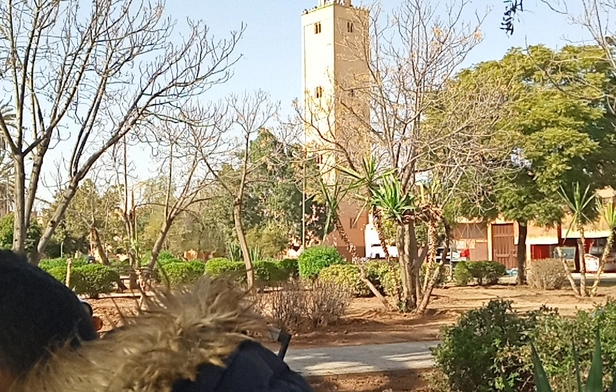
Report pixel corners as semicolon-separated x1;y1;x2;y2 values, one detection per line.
532;329;616;391
591;200;616;296
558;182;596;297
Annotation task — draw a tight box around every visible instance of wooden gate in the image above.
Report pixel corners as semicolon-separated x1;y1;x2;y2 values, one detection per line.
491;223;516;269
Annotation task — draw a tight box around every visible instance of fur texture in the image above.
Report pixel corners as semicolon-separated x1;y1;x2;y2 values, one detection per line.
12;278;262;392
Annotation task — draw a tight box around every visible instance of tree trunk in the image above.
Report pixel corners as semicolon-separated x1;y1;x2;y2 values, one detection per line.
396;223;413;312
147;218;174;270
90;226;110;265
33;180;80;265
562;258;580;296
234;199;254;289
12;156;26;254
423;219;439;293
578;226;588;297
516;221;527;285
373;209;401;302
591;230;614;296
334;218;393;311
65;259;73;287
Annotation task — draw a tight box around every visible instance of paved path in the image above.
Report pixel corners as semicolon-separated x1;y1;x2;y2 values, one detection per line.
284;341;439;376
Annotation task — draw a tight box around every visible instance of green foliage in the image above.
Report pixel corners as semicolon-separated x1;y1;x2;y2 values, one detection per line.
278;258;299;279
454;261;506;286
46;266;70;284
72;264;120;298
298;246;345;280
159;262;204;287
0;213;43;253
371;175;416;224
253;260;287;285
432;300;539;392
532;329;616;392
318;264;371;297
158;251;178;263
453;261;474;286
38;258;86;272
204;258;245;277
246;223;289;259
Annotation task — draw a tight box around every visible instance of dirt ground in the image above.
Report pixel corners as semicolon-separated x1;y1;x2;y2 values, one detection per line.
89;283;616;346
307;369;430;392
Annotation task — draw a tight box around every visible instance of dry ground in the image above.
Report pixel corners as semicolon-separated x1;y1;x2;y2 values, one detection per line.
90;283;616;345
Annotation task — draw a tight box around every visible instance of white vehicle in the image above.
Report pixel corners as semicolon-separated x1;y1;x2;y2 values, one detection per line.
367;243;398;259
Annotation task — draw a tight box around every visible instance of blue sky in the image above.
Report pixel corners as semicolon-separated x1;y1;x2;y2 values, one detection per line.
168;0;592;116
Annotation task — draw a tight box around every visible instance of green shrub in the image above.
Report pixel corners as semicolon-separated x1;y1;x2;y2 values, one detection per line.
205;258;245;277
278;258;299;279
158;250;177;263
454;261;506;286
39;258;86;272
454;261;473;286
109;260;132;275
298;246;345;280
73;264;120;298
254;260;286;285
47;266;69;284
318;264;371;297
159;262;203;287
188;260;206;275
432;300;539;392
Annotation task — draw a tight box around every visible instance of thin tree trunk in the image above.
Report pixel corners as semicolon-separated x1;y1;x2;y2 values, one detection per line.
373;209;401;302
397;223;413;312
516;221;527;285
147;218;174;270
12;157;26;254
334;218;393;311
423;219;439;293
34;180;80;265
234;199;254;289
90;226;110;265
578;226;588;297
562;258;580;296
591;230;614;296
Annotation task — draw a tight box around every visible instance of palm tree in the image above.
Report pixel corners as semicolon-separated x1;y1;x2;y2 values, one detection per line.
559;183;596;297
370;175;418;311
591;199;616;296
338;156;395;261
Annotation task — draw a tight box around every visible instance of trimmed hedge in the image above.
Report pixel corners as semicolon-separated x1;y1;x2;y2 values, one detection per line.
205;258;245;277
73;264;120;298
318;264;371;297
298;246;345;280
454;261;506;286
159;262;204;287
254;260;287;285
39;258;86;272
278;258;299;279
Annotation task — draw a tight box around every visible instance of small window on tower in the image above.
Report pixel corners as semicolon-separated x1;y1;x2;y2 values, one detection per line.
314;22;322;34
349;89;355;97
315;86;323;98
347;21;354;33
315;153;323;164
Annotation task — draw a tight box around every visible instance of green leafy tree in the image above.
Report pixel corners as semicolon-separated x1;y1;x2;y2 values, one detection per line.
0;213;42;253
456;45;616;285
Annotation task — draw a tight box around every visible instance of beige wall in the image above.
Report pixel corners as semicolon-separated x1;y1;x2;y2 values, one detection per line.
301;1;371;257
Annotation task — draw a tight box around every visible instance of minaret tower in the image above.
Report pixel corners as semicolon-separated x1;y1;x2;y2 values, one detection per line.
301;0;371;259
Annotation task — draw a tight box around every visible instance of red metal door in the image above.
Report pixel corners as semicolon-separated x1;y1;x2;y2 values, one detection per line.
491;223;516;269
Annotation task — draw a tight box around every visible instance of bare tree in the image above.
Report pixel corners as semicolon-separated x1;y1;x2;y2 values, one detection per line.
194;91;279;289
0;0;243;263
300;0;514;312
142;107;218;271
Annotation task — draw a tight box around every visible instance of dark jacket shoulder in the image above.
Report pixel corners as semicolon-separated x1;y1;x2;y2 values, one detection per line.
173;340;313;392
